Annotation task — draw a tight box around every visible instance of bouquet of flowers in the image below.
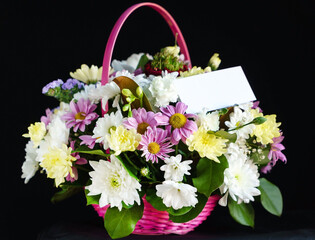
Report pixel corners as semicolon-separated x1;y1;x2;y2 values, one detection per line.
22;44;286;239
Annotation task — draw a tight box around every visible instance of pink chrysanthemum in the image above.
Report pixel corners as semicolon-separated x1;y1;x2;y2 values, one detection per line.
261;134;287;174
123;108;168;135
66;141;88;182
62;98;98;132
160;102;198;144
138;127;174;163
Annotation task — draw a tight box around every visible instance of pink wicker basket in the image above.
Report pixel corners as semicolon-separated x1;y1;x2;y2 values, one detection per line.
92;195;220;235
96;2;220;235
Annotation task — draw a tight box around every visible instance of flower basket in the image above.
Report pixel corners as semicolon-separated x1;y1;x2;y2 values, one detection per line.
22;2;287;240
92;195;220;235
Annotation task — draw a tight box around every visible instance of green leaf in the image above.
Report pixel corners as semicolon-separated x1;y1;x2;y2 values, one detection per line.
214;130;237;143
228;197;255;228
73;145;110;157
84;188;100;206
51;185;82;204
136;54;149;70
192;156;228;197
104;203;144;239
251;148;270;166
145;187;168;211
167;206;192;216
168;193;208;223
252;117;267;125
258;178;283;216
117;155;139;181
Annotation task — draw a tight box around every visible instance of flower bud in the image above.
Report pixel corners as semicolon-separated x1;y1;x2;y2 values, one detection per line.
136;87;143;98
122;88;133;97
208;53;221;71
163;46;180;57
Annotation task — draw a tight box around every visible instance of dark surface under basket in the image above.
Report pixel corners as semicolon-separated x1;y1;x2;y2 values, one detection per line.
37;209;315;240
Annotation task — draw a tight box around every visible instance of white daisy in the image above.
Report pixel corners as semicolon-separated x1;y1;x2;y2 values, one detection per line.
149;71;178;107
219;151;260;207
196;109;220;132
86;155;141;210
156;180;198;210
225;106;254;139
70;64;103;84
160;154;192;182
21;141;39;183
98;81;121;110
92;111;123;150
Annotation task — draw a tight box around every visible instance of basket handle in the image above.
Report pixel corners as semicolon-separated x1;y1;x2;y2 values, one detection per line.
101;2;191;87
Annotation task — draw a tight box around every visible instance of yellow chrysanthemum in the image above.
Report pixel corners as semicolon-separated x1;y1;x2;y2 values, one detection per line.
106;125;141;155
250;109;281;145
22;122;46;148
186;127;228;162
40;144;76;187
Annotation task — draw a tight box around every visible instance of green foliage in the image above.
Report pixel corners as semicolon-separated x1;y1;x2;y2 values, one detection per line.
168;193;208;223
72;145;110;157
228;197;255;228
258;178;283;216
84;187;100;206
104;203;144;239
136;54;149;70
251;147;270;166
51;185;82;204
145;187;168;211
192;156;228;197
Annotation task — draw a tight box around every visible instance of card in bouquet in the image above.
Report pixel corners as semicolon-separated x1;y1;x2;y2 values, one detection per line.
174;66;256;113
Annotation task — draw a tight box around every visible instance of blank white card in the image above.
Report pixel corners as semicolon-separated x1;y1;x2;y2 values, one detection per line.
173;66;256;113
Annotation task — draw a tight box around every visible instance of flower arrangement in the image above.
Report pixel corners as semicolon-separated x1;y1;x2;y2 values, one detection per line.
22;45;286;239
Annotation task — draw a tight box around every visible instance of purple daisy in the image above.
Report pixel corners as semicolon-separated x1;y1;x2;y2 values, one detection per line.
123;108;168;135
138;127;174;163
62;98;99;132
79;135;97;149
261;134;287;174
159;102;198;145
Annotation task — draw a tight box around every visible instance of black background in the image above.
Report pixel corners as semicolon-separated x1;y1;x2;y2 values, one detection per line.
2;0;315;239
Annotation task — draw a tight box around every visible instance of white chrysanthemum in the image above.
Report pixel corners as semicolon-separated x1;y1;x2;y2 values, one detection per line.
196;109;220;131
156;180;198;210
21;141;39;183
112;53;152;73
73;84;97;101
47;116;69;147
92;111;123;150
149;71;178;107
36;114;69;162
219;152;260;207
160;154;192;182
225;106;254;139
70;64;103;84
109;70;135;82
86;155;141;210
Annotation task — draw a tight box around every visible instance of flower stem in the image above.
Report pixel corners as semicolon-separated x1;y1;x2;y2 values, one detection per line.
123;152;140;170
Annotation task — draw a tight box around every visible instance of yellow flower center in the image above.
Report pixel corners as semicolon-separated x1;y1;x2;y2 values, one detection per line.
75;112;86;120
110;176;121;188
148;142;160;154
169;113;187;129
137;122;150;134
108;126;117;134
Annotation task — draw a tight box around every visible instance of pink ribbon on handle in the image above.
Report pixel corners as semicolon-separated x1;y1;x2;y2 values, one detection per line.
101;2;191;115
